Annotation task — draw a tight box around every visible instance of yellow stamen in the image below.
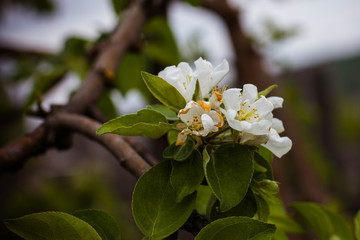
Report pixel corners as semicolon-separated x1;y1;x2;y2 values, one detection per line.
215;112;224;127
179;108;191;115
196;101;211;111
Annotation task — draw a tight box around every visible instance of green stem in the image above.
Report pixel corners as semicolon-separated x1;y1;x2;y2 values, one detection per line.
171;127;182;132
207;123;230;139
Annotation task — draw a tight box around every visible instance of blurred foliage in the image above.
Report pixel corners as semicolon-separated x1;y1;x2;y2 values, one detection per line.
0;161;141;240
142;17;181;66
0;0;55;16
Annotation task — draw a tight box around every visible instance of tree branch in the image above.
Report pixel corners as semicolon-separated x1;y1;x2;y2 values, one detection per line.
47;112;151;178
0;0;159;173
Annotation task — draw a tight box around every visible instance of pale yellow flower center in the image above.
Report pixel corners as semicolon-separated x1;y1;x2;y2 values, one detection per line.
235;102;259;122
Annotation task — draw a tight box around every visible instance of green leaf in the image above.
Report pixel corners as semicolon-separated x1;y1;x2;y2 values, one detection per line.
258;84;278;97
272;229;289;240
147;104;178;121
132;160;196;240
115;52;151;100
4;211;102;240
96;109;172;138
192;79;202;101
167;130;178;145
72;209;120;240
111;0;127;15
268;202;303;234
209;190;257;221
203;143;254;212
195;185;212;216
141;71;186;112
97;90;118;119
163;139;195;161
254;152;274;180
254;194;270;222
257;146;273;162
290;202;353;240
355;211;360;240
143;17;180;65
170;150;204;202
182;0;203;6
26;66;67;107
195;216;276;240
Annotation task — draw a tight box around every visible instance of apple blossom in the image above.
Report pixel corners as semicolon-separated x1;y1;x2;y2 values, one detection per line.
176;100;224;145
158;57;229;102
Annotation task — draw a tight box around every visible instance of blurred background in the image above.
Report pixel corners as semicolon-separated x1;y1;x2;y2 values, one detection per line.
0;0;359;239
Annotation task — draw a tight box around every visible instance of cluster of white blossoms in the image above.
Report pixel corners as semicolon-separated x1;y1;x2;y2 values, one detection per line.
158;57;292;158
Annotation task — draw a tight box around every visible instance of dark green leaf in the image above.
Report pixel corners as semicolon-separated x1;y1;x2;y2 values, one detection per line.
167;130;178;145
132;160;196;240
96;109;171;138
97;91;118;119
72;209;120;240
195;185;212;216
272;229;289;240
163;139;195;161
192;80;202;101
203;143;254;212
111;0;127;15
4;211;102;240
209;190;257;221
170;150;204;202
355;211;360;240
26;66;67;107
195;216;276;240
182;0;203;7
257;146;273;163
116;53;151;100
254;152;274;180
254;194;270;222
141;71;186;112
290;202;353;240
143;17;180;65
147;104;178;121
268;202;303;234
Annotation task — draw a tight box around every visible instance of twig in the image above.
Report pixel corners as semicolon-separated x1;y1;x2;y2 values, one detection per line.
0;0;156;173
47;113;151;178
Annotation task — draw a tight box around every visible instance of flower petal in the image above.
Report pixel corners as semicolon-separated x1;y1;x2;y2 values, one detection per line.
251;96;274;117
268;96;284;109
212;59;230;86
176;129;190;145
178;62;193;76
200;114;216;136
242;84;258;103
240;132;269;145
262;128;292;158
271;118;285;133
223;88;242;111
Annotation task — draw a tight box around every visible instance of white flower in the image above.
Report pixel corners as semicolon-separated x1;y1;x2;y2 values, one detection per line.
158;57;229;102
262;128;292;158
158;61;196;102
209;87;223;111
223;84;274;135
194;57;229;99
223;84;292;158
176;101;224;145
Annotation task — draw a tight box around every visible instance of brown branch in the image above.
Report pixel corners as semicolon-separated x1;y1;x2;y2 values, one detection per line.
202;0;273;90
47;112;151;178
0;0;159;173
